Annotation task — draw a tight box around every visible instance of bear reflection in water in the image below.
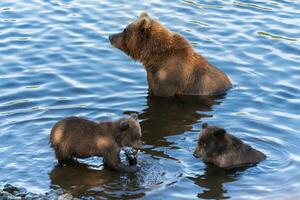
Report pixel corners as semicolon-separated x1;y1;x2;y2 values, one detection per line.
189;164;248;199
49;162;145;199
138;95;225;158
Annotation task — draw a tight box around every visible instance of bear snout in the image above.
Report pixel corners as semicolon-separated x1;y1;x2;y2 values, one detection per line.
108;33;121;44
193;152;197;157
193;150;200;158
193;151;199;158
109;34;118;44
193;146;203;158
132;141;143;150
108;35;113;42
109;33;125;51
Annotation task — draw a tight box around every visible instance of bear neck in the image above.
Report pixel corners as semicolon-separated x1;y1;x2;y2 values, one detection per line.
111;122;124;148
98;121;122;148
139;32;194;72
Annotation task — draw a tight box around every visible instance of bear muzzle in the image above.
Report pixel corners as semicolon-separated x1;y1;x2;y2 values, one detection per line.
132;141;143;150
108;33;122;45
193;147;203;159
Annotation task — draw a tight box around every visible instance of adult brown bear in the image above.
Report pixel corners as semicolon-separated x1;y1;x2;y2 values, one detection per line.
109;12;232;97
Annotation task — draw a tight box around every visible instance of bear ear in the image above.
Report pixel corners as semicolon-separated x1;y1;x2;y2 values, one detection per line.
213;128;226;139
202;123;208;129
139;11;149;18
139;17;152;32
119;121;130;132
130;113;138;120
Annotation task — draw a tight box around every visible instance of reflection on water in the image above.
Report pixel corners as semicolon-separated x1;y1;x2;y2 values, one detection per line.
257;31;298;42
140;95;223;146
189;164;248;199
49;162;145;199
139;95;224;160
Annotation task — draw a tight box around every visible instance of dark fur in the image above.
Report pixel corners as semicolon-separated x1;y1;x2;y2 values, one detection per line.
49;114;142;173
109;12;232;97
194;123;266;168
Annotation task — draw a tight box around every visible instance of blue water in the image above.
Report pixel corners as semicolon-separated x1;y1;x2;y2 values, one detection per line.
0;0;300;199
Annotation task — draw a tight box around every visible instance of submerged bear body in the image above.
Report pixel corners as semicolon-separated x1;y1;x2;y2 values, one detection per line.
194;123;266;169
110;12;232;97
49;114;142;173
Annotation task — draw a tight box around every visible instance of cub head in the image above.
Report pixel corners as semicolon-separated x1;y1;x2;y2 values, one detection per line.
109;12;171;62
193;123;228;162
115;113;142;150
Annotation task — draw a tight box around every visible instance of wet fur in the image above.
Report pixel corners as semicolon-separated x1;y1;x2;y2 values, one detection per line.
109;12;232;97
49;114;142;173
194;123;266;169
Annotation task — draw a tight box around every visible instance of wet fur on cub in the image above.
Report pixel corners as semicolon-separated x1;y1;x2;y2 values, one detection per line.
49;114;142;173
109;12;232;97
194;123;266;169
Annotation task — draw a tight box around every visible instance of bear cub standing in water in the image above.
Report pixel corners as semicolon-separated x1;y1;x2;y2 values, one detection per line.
49;113;142;173
194;123;266;169
109;12;232;97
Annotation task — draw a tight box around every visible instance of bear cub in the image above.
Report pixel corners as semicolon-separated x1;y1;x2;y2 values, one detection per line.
109;12;232;97
49;113;142;173
194;123;266;169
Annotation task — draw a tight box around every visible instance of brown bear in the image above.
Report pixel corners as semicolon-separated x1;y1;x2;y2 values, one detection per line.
193;123;266;169
109;12;232;97
49;113;142;173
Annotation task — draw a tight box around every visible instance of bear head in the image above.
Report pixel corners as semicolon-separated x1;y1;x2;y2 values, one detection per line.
109;12;181;63
114;113;142;150
193;123;228;162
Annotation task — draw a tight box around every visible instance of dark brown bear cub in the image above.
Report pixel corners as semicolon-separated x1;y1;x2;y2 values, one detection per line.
49;114;142;173
194;123;266;169
109;12;232;97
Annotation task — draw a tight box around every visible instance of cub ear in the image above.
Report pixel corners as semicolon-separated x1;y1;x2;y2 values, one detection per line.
139;17;151;32
202;123;208;129
130;113;138;120
119;121;130;132
214;128;226;139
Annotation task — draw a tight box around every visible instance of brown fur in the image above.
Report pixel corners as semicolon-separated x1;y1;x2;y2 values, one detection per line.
109;12;232;97
193;123;266;168
49;114;142;173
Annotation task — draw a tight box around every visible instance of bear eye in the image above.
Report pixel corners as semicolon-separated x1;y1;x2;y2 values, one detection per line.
123;28;127;33
203;143;208;148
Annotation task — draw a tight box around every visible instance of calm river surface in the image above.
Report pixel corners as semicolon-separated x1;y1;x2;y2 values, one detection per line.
0;0;299;199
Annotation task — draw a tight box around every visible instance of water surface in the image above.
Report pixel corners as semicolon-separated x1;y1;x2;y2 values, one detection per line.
0;0;300;199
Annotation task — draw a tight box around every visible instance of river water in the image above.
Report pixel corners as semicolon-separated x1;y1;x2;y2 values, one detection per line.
0;0;299;199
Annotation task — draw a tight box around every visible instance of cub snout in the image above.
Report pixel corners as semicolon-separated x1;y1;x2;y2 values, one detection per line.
193;146;202;158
